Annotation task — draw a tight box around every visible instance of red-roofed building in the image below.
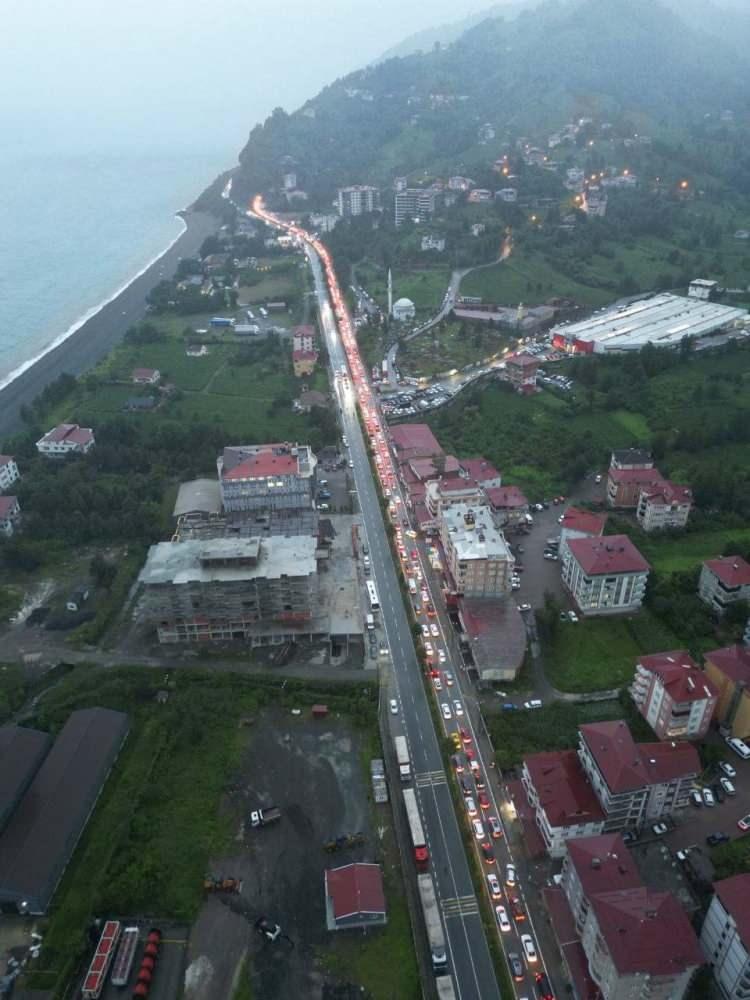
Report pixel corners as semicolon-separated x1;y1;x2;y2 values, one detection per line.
484;485;529;527
563;834;641;926
292;348;318;376
292;325;316;353
425;475;483;519
506;353;538;393
324;863;387;930
704;645;750;740
560;506;608;561
217;443;317;513
0;496;20;537
36;423;95;458
578;720;699;833
0;455;19;492
701;874;750;999
131;367;161;384
699;556;750;616
389;423;443;462
607;467;666;508
408;454;460;483
637;480;693;532
459;458;502;488
562;535;650;616
631;651;717;740
521;750;605;857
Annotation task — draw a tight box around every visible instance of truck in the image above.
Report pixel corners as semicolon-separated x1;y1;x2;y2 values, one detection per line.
417;873;448;973
110;925;139;988
435;976;457;999
250;806;281;828
394;735;411;782
403;787;429;871
210;316;235;328
82;921;121;999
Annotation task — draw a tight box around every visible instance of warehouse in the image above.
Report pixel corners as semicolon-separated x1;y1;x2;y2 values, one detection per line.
0;707;129;914
551;293;747;354
0;725;52;833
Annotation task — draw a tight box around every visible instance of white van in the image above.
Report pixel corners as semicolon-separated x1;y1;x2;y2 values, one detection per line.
366;614;375;630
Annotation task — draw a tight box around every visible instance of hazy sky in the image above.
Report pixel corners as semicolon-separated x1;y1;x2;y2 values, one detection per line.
4;0;492;159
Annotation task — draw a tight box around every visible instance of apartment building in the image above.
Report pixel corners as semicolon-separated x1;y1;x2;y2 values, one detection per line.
292;325;316;353
610;449;654;472
559;506;607;562
425;475;484;521
699;556;750;616
577;721;699;832
505;353;538;394
562;535;650;616
439;503;513;598
394;187;440;226
562;834;703;1000
521;750;605;857
0;496;20;537
631;651;717;740
459;458;502;490
701;874;750;1000
484;485;529;527
217;443;316;514
36;423;95;459
336;185;380;217
704;644;750;740
636;480;693;532
0;456;20;492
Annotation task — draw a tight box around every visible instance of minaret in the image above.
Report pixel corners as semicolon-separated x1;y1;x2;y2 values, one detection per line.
516;301;525;328
388;268;393;318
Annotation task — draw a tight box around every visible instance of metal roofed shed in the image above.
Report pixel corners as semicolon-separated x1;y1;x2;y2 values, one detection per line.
0;725;52;834
173;478;222;518
0;707;129;914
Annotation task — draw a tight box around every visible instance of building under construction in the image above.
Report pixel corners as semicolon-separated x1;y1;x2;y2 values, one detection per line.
217;442;317;514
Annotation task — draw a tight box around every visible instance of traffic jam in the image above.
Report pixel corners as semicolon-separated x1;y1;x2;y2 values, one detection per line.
251;196;552;1000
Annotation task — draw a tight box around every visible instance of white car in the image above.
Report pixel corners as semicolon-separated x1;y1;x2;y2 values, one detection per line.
703;787;715;807
433;676;443;691
441;702;452;720
726;737;750;760
466;797;477;817
425;642;434;656
720;777;736;797
505;863;516;886
430;623;439;637
524;699;543;710
495;905;511;932
389;699;398;715
421;624;430;637
595;474;602;483
444;670;453;685
487;873;502;899
567;611;579;623
438;649;447;663
720;761;737;778
453;700;464;717
472;818;485;840
518;604;532;613
521;934;537;964
652;822;668;835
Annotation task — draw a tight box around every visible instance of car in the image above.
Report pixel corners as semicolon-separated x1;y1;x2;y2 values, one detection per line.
472;819;486;840
567;611;579;623
535;971;554;1000
441;702;452;721
430;623;439;637
707;832;730;847
444;670;454;685
521;934;538;964
690;789;703;807
466;796;477;817
460;776;473;797
453;700;464;716
450;733;462;751
474;770;486;790
495;905;511;932
509;952;524;982
389;699;398;715
510;896;526;922
438;649;447;663
676;849;689;862
501;702;517;711
595;474;603;484
524;699;543;710
487;873;502;899
469;758;480;777
425;642;434;657
451;754;465;773
478;791;490;810
720;777;736;796
738;814;750;832
652;822;668;836
433;676;443;691
543;551;557;560
713;783;726;804
460;728;471;745
518;603;532;613
726;736;750;759
488;815;503;839
505;863;516;887
348;460;354;468
703;787;715;807
421;590;429;604
720;761;737;778
421;624;430;637
482;841;496;864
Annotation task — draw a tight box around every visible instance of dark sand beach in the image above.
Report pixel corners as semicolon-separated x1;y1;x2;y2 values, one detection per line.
0;209;218;440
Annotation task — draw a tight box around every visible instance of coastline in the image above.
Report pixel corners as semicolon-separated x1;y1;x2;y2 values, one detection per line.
0;208;219;440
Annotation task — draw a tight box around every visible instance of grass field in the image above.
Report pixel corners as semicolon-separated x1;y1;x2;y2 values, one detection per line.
639;527;750;575
459;250;613;307
399;319;512;377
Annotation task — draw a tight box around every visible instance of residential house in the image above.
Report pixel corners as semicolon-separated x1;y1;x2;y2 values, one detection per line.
521;750;605;857
577;720;700;833
610;449;654;471
699;557;750;616
390;423;443;464
607;468;665;507
562;535;650;616
495;188;518;202
324;863;387;931
459;458;502;490
631;651;717;740
36;424;95;458
439;503;513;598
295;390;328;413
470;224;486;237
394;188;439;227
703;644;750;739
637;480;693;532
0;496;21;537
0;456;19;492
292;349;318;377
505;353;538;394
484;485;529;527
131;367;160;385
292;325;316;353
467;189;492;203
582;185;607;217
421;235;446;252
701;874;750;1000
559;506;607;562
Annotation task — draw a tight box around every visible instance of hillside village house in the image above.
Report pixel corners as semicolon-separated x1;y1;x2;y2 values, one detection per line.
505;353;538;394
521;750;605;857
704;644;750;739
559;506;607;562
701;874;750;999
0;496;21;537
631;650;717;740
699;556;750;615
0;455;19;492
562;535;650;615
36;424;95;459
484;485;529;527
131;367;160;385
636;480;693;532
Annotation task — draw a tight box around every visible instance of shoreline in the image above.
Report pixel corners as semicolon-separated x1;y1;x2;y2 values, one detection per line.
0;208;219;441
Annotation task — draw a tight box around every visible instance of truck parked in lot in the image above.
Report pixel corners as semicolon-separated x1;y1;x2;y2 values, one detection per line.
394;735;411;782
250;806;281;828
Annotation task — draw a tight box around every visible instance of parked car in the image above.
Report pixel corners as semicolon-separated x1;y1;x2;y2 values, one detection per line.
726;736;750;759
652;822;668;836
721;777;737;796
703;787;716;807
690;790;703;807
521;934;538;964
713;783;726;804
738;814;750;832
567;611;579;623
518;604;532;613
720;761;737;778
524;699;543;710
495;905;511;932
707;832;730;847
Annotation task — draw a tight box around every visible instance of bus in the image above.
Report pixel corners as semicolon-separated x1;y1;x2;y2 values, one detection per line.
403;788;429;871
366;581;380;611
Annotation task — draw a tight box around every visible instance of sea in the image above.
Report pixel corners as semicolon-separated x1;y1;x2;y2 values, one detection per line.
0;145;234;389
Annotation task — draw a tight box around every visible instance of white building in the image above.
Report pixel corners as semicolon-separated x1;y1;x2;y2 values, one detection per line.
392;298;416;322
0;455;20;492
439;503;513;598
689;278;718;300
36;423;95;459
702;875;750;1000
558;506;607;562
0;496;20;537
394;188;439;226
495;188;518;203
699;556;750;615
631;651;717;741
562;535;650;616
521;750;605;858
336;185;380;218
421;235;446;252
636;480;693;532
582;185;608;217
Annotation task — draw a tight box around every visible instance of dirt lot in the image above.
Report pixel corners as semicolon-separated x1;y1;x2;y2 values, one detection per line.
183;709;375;1000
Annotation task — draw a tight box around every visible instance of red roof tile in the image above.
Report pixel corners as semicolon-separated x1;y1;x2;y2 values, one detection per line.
580;721;699;792
566;834;641;896
224;452;298;479
705;644;750;685
293;325;316;338
438;475;479;494
507;352;538;369
325;863;386;919
524;750;605;827
66;427;94;446
714;875;750;951
640;480;692;506
292;349;317;362
561;506;607;536
485;485;528;509
567;535;649;575
608;468;665;485
0;496;19;518
704;556;750;588
637;651;716;703
132;367;159;380
460;458;501;483
390;423;443;459
0;455;15;465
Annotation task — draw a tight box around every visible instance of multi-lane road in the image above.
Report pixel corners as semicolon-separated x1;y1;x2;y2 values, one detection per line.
250;199;552;1000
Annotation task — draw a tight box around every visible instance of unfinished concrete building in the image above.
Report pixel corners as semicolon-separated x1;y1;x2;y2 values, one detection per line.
217;443;317;514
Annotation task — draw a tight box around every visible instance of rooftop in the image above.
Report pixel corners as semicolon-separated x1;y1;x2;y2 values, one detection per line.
325;863;386;919
608;468;665;486
442;503;512;562
611;448;653;468
37;423;94;446
220;443;314;481
292;349;318;362
507;352;539;369
567;535;650;576
714;875;750;952
460;458;501;483
138;535;318;586
560;506;607;536
0;496;18;518
704;555;750;588
580;720;700;792
173;479;222;518
705;644;750;685
484;485;528;509
567;834;641;896
524;750;605;827
437;475;480;495
132;367;159;379
0;455;15;465
636;651;716;703
390;423;443;459
0;726;52;833
459;597;527;680
409;455;460;481
640;480;692;506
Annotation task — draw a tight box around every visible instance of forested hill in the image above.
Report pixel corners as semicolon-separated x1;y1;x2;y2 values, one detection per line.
229;0;750;211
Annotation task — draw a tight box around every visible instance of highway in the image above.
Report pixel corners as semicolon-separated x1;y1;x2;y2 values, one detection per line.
250;199;502;1000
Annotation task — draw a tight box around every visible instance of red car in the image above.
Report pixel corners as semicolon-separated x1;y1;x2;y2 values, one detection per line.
460;729;472;745
478;791;490;810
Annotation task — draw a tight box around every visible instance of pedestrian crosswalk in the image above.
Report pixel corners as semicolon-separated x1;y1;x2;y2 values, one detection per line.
442;895;480;917
415;770;447;788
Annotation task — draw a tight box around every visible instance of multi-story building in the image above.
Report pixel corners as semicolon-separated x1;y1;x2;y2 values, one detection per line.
699;557;750;616
578;720;700;833
521;750;605;857
336;185;380;217
562;535;650;616
701;874;750;1000
292;349;318;377
439;503;513;598
505;353;538;394
394;187;439;227
217;443;316;514
136;535;320;644
636;480;693;532
292;325;316;353
704;644;750;740
582;185;608;217
484;485;529;527
459;458;502;490
420;235;446;252
607;468;665;507
36;423;95;459
631;651;717;740
610;449;654;472
559;506;607;562
0;496;20;537
425;475;484;521
0;455;19;492
562;834;703;1000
